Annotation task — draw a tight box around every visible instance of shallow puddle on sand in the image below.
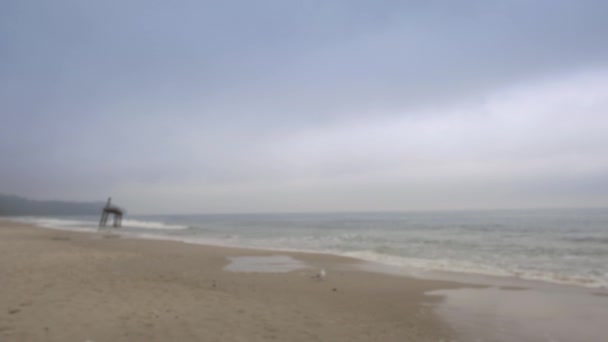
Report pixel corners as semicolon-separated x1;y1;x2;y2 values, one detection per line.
427;286;608;342
224;255;311;273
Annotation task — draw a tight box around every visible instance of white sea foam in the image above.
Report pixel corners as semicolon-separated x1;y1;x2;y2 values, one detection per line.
120;219;189;230
7;216;188;231
8;216;95;232
341;250;608;289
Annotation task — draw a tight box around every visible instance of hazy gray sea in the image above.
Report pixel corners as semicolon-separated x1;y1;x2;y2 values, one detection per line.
11;208;608;288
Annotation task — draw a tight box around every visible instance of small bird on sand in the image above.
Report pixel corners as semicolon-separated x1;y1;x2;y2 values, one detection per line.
313;268;326;281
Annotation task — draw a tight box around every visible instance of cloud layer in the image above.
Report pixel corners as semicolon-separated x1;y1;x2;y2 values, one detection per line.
1;1;607;213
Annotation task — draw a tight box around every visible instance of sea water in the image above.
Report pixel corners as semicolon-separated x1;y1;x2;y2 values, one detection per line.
9;208;608;288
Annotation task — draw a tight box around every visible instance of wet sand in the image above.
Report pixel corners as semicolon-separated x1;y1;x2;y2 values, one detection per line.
0;221;457;341
429;286;608;342
4;219;608;341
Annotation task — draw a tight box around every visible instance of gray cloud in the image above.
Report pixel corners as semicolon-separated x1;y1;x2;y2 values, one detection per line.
1;1;607;212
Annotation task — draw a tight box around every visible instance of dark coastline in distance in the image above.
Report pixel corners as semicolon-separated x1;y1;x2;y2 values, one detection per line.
0;193;103;216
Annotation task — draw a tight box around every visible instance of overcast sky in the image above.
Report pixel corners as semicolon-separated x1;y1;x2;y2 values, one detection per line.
1;0;608;214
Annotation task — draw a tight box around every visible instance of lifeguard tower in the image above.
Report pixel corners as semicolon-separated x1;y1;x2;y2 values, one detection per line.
99;197;124;228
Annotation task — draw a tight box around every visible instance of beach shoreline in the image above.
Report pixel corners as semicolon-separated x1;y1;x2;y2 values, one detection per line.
9;210;608;291
3;219;608;341
8;214;608;292
0;220;459;341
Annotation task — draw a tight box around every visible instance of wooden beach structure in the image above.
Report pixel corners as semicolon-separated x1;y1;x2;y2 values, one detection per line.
99;197;124;228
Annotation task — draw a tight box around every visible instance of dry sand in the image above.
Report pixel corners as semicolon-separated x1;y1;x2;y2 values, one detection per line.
0;221;459;341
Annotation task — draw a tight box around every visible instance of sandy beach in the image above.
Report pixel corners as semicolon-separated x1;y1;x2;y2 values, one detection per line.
0;220;458;341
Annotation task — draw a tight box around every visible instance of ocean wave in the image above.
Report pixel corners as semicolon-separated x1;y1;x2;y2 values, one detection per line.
8;216;189;231
565;236;608;244
121;219;189;230
341;250;608;289
7;216;96;233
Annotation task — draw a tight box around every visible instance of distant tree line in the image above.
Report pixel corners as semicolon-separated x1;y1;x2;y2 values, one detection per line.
0;194;103;216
